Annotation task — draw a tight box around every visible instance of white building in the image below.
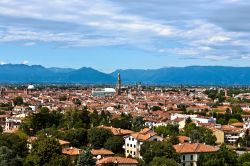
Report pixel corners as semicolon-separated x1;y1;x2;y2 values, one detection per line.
124;128;163;159
174;143;219;166
92;88;116;97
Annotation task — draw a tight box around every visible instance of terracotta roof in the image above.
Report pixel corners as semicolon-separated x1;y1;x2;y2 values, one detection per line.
174;143;218;154
139;128;152;134
58;139;70;145
97;157;138;165
97;125;133;136
231;122;244;128
131;132;156;141
62;147;83;156
177;136;190;143
91;149;114;156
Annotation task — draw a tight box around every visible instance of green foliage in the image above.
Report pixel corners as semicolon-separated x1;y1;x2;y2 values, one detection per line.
111;113;132;130
149;157;179;166
73;98;82;106
155;124;179;137
197;144;238;166
0;126;2;133
238;153;250;166
59;95;67;101
21;108;63;134
76;147;95;166
87;128;113;149
204;89;226;102
24;135;68;166
61;109;90;129
13;96;24;106
183;123;216;145
104;136;124;154
213;112;243;125
132;116;145;131
151;106;161;111
0;133;28;158
37;128;88;148
140;141;179;164
228;118;239;124
0;146;23;166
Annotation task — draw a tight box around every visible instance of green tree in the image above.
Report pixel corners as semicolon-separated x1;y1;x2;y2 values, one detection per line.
229;118;239;124
24;135;69;166
238;153;250;165
197;144;238;166
149;157;179;166
140;141;179;164
132;116;145;131
183;123;216;145
0;146;23;166
61;108;90;129
104;136;124;154
13;96;23;106
76;147;95;166
151;106;161;111
0;133;28;158
88;128;113;149
155;124;179;137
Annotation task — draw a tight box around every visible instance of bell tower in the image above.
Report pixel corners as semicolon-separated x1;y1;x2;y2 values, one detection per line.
117;72;121;95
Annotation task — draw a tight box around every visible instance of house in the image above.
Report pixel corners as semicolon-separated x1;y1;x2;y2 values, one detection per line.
97;125;133;136
174;143;219;166
221;125;244;144
124;128;163;159
91;149;114;159
96;157;138;166
210;128;224;144
178;136;190;143
62;147;83;163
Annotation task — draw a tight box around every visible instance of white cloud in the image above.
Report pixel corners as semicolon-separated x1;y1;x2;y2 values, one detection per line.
0;0;248;62
24;42;36;46
22;60;29;64
0;61;7;65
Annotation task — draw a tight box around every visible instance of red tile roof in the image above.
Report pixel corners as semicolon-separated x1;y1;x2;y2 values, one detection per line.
96;157;138;165
174;143;218;154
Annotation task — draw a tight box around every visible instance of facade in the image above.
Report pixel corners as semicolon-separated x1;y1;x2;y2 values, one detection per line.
174;143;219;166
211;128;224;144
221;125;244;144
92;88;116;97
124;128;163;159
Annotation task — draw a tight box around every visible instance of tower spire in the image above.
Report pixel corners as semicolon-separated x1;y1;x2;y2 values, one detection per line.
117;72;121;95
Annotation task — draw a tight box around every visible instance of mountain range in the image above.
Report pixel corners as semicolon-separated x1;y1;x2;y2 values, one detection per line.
1;64;250;85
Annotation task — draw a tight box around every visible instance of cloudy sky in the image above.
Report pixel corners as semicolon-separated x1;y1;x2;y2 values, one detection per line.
0;0;249;72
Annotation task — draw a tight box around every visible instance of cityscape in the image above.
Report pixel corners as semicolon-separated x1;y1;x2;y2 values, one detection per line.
1;0;250;166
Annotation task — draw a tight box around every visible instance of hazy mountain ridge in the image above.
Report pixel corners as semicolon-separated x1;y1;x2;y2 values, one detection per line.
1;65;250;85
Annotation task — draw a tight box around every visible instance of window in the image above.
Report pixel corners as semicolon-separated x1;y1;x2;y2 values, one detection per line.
127;150;129;153
183;155;185;161
130;144;132;147
129;137;131;140
134;151;136;155
191;163;193;166
190;155;193;160
127;143;129;147
132;138;134;141
182;163;185;166
134;145;136;148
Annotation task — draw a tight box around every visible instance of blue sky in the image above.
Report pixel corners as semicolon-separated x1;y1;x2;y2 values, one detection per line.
0;0;250;73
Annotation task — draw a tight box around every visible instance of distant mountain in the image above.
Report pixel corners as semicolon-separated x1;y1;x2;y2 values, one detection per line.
111;66;250;85
1;65;250;85
0;64;115;84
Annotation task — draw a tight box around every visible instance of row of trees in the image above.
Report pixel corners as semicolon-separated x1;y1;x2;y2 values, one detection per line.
21;107;145;135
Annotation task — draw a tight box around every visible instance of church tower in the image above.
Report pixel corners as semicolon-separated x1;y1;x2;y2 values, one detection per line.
117;72;122;95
